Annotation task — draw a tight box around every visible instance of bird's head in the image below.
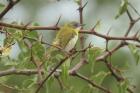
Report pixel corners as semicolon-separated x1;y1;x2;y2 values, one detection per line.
67;21;84;32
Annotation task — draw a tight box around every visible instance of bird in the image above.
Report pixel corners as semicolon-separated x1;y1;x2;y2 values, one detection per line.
47;21;82;62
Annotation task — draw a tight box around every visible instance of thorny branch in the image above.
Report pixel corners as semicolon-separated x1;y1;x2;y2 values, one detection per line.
77;1;88;75
0;67;111;93
0;22;140;42
0;67;43;77
96;9;140;93
0;0;140;93
35;45;92;93
0;0;20;19
74;72;111;93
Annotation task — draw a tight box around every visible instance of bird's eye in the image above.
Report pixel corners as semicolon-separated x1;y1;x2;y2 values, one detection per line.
72;22;80;28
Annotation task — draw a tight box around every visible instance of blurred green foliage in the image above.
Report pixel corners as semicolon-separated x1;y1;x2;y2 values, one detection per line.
0;0;140;93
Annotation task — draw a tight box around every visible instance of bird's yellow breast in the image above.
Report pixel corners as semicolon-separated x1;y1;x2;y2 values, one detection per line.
64;35;78;52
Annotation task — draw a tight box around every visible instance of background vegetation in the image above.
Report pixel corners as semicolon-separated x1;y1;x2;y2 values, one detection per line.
0;0;140;93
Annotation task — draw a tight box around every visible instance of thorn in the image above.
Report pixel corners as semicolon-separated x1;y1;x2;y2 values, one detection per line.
128;3;140;16
91;28;95;32
89;42;93;48
107;26;112;36
133;29;140;39
39;34;43;42
81;1;88;9
55;15;62;26
126;10;134;22
77;1;88;10
91;20;101;32
24;21;32;28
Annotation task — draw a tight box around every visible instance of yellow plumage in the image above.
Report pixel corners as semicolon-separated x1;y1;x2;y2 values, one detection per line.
46;22;82;62
51;22;81;53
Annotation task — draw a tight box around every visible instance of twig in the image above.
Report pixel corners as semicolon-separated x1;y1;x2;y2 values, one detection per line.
78;0;88;62
104;60;124;81
35;51;77;93
54;76;64;90
35;45;92;93
126;10;133;22
96;42;126;61
1;22;140;42
127;87;134;93
80;30;140;41
69;58;87;75
0;22;59;30
0;67;43;77
96;10;140;61
128;3;140;16
74;72;111;93
69;44;92;74
0;0;20;19
55;15;62;26
24;36;63;51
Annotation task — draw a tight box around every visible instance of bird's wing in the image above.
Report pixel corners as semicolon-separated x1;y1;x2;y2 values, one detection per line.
56;26;76;49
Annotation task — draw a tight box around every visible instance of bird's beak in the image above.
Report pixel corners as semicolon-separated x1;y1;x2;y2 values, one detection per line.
76;24;85;31
77;24;85;30
80;24;85;27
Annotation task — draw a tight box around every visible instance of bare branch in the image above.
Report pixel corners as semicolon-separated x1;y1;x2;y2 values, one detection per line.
74;73;112;93
35;51;77;93
126;10;133;22
0;68;43;77
104;60;124;81
0;22;59;30
55;15;62;26
0;0;20;19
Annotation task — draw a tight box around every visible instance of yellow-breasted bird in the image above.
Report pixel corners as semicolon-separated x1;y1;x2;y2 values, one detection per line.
47;22;82;62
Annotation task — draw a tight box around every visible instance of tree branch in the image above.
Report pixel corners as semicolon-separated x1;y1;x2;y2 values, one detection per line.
74;72;112;93
0;22;139;42
0;0;20;19
0;67;43;77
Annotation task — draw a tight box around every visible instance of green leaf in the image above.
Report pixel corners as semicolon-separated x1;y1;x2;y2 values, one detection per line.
80;86;93;93
17;41;32;67
4;37;14;47
17;52;35;68
0;3;5;11
87;47;103;73
0;3;5;7
18;51;31;62
18;41;28;53
61;58;71;82
4;60;18;66
0;57;14;67
45;77;55;93
50;51;65;63
128;44;140;64
74;0;80;5
5;22;19;34
118;80;129;93
91;71;108;84
55;54;64;61
32;22;40;26
22;77;37;88
24;23;39;41
4;27;23;43
32;42;45;60
26;31;38;40
90;71;109;93
13;30;23;41
94;20;101;31
115;0;128;19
